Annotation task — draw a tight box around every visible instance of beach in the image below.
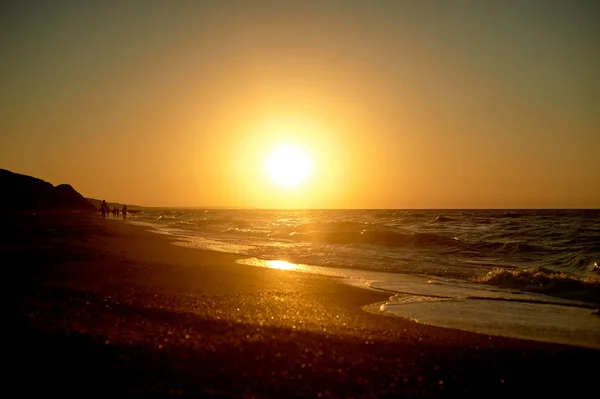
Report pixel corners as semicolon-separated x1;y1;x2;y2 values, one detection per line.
8;211;600;398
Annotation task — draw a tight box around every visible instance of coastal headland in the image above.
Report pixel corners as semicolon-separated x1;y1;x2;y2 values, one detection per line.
7;210;600;398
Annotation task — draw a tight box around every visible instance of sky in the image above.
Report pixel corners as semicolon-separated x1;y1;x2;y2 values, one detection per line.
1;0;599;209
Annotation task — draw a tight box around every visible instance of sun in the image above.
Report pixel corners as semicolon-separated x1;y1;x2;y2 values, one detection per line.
265;146;312;188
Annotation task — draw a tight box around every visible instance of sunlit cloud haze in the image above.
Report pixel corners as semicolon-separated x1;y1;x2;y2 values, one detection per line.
1;1;599;208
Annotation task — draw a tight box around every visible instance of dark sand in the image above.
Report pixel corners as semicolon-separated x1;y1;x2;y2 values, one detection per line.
6;211;599;397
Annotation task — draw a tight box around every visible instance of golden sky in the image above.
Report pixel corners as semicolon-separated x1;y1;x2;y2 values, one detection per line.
1;1;599;208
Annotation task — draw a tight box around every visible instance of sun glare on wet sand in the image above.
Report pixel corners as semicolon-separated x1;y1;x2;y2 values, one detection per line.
265;146;312;188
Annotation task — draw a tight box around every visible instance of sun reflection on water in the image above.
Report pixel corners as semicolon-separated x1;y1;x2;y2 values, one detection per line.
236;257;345;277
266;260;297;270
238;258;300;271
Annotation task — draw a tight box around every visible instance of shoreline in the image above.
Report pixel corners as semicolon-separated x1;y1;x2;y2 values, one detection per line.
8;210;600;397
133;222;600;349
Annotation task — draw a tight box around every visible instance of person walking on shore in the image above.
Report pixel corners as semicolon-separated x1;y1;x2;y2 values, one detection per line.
122;204;127;220
101;200;107;219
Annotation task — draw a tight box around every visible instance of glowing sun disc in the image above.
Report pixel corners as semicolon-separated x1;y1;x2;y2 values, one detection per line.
265;146;312;188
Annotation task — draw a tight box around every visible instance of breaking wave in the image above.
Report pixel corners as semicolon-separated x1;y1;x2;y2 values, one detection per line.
473;267;600;304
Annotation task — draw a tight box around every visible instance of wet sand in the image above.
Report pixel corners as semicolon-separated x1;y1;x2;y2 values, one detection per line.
6;210;600;397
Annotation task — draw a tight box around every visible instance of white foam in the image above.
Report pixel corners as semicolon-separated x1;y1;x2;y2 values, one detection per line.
128;221;254;254
173;237;254;254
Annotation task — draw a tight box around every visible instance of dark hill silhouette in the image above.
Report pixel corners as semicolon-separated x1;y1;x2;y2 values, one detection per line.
0;168;96;211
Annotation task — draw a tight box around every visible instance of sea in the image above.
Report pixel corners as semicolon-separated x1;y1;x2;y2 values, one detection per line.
129;209;600;348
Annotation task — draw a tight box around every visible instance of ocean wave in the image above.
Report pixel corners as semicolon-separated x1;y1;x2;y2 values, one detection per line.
230;219;250;227
372;210;430;218
496;212;525;219
291;220;373;232
168;220;213;230
280;228;460;248
556;253;600;273
466;240;539;254
472;267;600;304
222;227;270;237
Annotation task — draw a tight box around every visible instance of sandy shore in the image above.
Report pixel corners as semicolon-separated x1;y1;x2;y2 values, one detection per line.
6;210;599;397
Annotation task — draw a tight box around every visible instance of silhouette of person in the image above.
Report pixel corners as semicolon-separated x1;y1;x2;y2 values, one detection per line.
122;204;127;220
101;200;107;219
